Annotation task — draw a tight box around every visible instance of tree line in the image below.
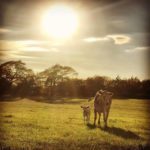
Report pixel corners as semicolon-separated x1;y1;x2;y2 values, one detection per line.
0;60;150;100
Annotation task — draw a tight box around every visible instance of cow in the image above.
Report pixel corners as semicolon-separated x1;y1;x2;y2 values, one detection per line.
81;105;90;123
93;90;113;127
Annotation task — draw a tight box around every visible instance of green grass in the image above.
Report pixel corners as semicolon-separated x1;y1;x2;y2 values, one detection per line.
0;98;150;150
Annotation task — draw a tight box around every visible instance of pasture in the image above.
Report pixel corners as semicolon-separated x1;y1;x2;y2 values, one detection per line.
0;98;150;150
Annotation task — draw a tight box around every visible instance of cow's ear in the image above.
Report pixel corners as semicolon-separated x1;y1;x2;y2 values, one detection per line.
98;93;102;96
99;89;105;94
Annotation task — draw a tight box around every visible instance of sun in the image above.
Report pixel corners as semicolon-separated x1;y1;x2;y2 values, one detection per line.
42;5;79;39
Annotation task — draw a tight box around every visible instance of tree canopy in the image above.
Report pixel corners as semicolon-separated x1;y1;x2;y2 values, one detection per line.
0;60;150;99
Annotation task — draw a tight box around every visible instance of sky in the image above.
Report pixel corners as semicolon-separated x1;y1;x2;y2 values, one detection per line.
0;0;150;80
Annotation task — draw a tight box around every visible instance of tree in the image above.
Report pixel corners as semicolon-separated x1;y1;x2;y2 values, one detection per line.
38;64;78;97
0;60;34;96
85;76;110;97
141;79;150;98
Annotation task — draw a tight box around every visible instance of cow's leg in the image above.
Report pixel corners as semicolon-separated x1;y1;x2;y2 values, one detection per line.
94;110;97;126
87;115;89;123
98;113;101;126
86;115;89;122
87;113;90;123
106;108;110;122
103;111;107;128
83;114;85;124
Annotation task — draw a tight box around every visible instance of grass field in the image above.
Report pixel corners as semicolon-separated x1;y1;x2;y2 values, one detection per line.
0;98;150;150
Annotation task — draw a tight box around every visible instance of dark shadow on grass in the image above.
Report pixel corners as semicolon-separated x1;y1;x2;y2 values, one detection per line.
3;115;13;118
86;124;141;139
86;123;96;129
102;126;141;139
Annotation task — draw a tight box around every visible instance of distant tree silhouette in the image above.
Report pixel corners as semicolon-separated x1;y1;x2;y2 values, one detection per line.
38;64;78;98
85;76;110;97
0;60;150;99
141;79;150;98
0;60;33;96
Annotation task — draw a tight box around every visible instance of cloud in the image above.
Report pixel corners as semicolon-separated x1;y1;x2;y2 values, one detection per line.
0;40;49;52
50;48;60;52
18;40;42;45
8;54;35;59
0;28;12;33
107;34;131;45
0;53;35;61
83;34;131;45
125;46;150;53
21;46;49;52
83;37;109;43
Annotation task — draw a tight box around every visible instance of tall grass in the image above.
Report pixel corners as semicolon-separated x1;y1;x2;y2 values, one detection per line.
0;98;150;149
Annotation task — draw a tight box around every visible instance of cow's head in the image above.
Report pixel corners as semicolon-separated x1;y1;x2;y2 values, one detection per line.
81;105;90;110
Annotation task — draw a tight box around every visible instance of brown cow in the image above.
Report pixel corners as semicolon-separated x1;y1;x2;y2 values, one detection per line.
93;90;113;127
